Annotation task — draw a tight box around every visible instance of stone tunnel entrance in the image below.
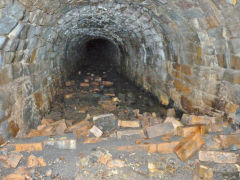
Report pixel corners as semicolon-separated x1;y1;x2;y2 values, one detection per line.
1;0;240;179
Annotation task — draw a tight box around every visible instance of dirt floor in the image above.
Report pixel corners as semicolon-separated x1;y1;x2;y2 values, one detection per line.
1;63;240;180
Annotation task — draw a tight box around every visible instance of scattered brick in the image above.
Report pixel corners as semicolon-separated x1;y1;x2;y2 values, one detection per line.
116;129;144;139
90;125;103;137
174;130;205;162
146;122;174;138
199;150;239;164
118;120;140;128
15;143;43;152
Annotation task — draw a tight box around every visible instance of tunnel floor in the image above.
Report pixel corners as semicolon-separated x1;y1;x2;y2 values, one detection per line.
45;62;169;124
0;64;239;179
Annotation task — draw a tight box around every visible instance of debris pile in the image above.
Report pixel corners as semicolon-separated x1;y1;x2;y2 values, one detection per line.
1;67;239;179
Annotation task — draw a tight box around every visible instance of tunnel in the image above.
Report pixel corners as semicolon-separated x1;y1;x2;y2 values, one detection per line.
0;0;240;136
80;38;121;66
1;0;240;178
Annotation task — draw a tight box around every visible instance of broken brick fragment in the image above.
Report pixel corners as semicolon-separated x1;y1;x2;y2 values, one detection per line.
90;125;103;137
146;122;174;138
5;153;23;168
177;125;208;137
174;130;205;162
15;143;43;152
199;150;239;164
27;154;46;167
102;81;114;86
118;120;140;128
116;129;144;139
80;83;90;87
217;134;240;149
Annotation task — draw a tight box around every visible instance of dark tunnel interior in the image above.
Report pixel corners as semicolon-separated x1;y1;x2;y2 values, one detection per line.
79;38;121;68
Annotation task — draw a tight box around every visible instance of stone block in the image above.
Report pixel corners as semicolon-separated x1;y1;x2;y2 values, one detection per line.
4;39;19;52
181;114;216;125
0;16;17;35
0;36;7;50
199;151;239;164
93;114;117;134
177;125;208;137
8;23;24;39
146;122;174;138
217;134;240;149
0;65;13;85
230;56;240;70
15;143;43;152
118;120;140;128
116;129;144;139
174;130;205;162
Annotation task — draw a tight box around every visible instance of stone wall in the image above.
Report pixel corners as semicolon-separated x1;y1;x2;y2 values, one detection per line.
0;0;240;138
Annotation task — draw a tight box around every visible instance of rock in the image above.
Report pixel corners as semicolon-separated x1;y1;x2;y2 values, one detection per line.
15;143;43;152
174;130;205;162
5;152;23;168
107;159;125;168
90;125;103;137
116;129;144;139
93;114;117;134
177;125;208;137
199;151;239;164
118;120;140;128
146;122;174;138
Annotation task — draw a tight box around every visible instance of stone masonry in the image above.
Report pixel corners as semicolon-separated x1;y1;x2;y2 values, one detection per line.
0;0;240;138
